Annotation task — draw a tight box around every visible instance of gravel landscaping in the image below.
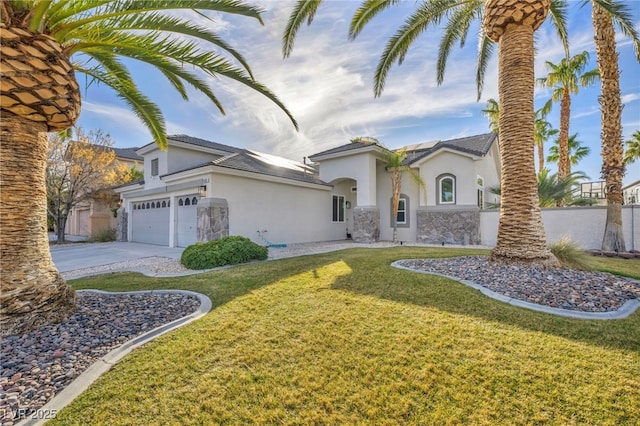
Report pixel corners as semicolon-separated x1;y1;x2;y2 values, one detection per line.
0;292;200;425
397;256;640;312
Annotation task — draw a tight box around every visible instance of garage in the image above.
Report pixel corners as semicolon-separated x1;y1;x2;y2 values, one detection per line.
176;195;198;247
131;198;170;245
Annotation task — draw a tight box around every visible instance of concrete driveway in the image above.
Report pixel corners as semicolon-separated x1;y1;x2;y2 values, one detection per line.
50;242;184;273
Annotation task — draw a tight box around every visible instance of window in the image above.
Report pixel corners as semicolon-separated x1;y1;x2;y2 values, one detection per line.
151;158;159;177
396;198;407;224
477;189;484;209
390;194;410;227
332;195;345;222
437;175;456;204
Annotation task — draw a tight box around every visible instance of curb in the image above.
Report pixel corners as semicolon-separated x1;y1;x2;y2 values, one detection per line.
22;289;212;426
391;261;640;320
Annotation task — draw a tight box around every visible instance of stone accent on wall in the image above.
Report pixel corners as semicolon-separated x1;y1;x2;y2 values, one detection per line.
352;206;380;243
417;207;480;245
198;198;229;242
116;208;128;242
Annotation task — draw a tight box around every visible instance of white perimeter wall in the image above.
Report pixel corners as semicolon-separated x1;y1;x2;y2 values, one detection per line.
210;174;345;245
480;205;640;251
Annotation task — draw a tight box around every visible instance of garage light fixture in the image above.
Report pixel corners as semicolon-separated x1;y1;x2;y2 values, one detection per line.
198;185;207;197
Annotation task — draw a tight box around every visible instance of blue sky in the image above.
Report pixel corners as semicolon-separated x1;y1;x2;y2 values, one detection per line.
76;0;640;185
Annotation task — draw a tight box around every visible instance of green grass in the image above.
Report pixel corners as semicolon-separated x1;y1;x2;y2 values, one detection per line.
51;247;640;425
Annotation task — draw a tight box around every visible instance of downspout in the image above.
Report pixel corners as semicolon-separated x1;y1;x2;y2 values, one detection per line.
632;204;635;252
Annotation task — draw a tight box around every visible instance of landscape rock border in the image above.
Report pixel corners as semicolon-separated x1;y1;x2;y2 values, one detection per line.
21;290;211;426
392;260;640;319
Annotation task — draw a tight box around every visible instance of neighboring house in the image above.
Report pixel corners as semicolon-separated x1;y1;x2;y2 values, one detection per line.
115;133;501;247
65;147;142;237
623;179;640;205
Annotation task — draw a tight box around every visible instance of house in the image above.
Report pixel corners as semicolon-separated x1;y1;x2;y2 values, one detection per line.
115;133;501;247
623;179;640;205
65;147;143;237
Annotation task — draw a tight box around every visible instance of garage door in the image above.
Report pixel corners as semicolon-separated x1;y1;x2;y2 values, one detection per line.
131;198;170;245
176;195;198;248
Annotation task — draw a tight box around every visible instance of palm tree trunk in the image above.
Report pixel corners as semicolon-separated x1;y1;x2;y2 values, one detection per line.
558;90;571;179
537;142;545;174
592;2;626;252
484;2;556;265
0;112;76;337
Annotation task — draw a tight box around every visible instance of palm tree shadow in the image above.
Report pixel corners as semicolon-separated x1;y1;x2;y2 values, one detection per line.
329;251;640;353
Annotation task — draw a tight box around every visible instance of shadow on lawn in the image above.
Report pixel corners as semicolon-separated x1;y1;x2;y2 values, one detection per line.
70;246;639;353
328;247;640;354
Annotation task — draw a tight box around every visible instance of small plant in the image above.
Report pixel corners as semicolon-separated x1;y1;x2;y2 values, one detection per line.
181;236;268;270
89;228;117;242
549;236;592;270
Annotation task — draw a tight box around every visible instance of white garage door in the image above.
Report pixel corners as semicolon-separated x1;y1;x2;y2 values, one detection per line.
176;195;198;248
131;198;170;245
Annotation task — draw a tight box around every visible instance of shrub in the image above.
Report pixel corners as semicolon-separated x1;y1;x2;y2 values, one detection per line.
181;235;268;270
550;236;592;270
89;228;116;242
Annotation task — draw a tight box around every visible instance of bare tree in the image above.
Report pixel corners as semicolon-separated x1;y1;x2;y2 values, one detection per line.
46;128;130;244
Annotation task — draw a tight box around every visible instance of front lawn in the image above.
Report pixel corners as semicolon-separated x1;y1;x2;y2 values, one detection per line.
52;247;640;425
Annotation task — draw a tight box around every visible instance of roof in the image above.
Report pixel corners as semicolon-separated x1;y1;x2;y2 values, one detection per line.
404;133;497;164
308;140;386;159
163;149;328;187
137;134;241;154
113;147;142;161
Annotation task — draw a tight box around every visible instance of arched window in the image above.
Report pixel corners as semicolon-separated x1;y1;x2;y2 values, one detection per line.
141;203;145;210
437;174;456;204
178;198;184;206
146;202;150;209
185;197;191;206
133;204;137;210
151;202;156;208
161;201;167;208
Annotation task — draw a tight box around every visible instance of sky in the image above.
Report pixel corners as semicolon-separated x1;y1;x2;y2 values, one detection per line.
75;0;640;185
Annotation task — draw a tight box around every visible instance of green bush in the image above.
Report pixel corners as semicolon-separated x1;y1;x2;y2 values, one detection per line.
181;235;268;270
89;228;116;242
550;236;592;271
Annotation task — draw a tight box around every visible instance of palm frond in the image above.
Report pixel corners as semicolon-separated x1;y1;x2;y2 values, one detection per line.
475;32;494;101
56;11;256;79
548;0;569;57
74;65;167;148
349;0;400;41
282;0;323;58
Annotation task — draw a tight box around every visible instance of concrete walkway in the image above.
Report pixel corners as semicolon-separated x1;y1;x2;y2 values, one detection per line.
50;241;184;273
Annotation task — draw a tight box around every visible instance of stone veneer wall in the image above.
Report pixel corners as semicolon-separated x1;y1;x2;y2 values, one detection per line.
352;206;380;243
417;207;480;245
197;198;229;242
116;208;127;242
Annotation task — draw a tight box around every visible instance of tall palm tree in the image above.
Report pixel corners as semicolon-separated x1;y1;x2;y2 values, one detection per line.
537;51;599;185
589;0;640;252
284;0;568;265
384;148;424;243
624;130;640;165
547;133;591;167
483;98;556;174
0;0;298;337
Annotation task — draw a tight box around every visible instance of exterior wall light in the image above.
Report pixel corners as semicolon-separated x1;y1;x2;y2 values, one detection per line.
198;185;207;197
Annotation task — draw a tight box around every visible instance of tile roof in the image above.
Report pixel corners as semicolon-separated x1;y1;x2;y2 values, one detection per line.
404;133;497;164
167;134;241;154
113;147;142;161
308;141;383;159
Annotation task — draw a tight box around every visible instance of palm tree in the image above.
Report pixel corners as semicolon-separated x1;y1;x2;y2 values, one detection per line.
487;169;594;208
547;133;591;167
624;130;640;165
0;0;298;337
589;0;640;252
537;51;599;185
385;148;424;243
483;98;556;174
481;98;500;133
284;0;569;266
534;100;557;174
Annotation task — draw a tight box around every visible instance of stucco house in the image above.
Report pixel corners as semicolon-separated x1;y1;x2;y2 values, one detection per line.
623;179;640;205
65;147;142;237
115;133;501;247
